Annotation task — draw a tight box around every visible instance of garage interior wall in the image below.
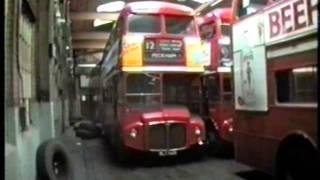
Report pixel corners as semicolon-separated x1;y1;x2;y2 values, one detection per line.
5;0;74;180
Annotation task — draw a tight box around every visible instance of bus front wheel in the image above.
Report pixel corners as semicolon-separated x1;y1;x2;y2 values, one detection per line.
206;130;223;156
276;136;318;180
114;135;131;164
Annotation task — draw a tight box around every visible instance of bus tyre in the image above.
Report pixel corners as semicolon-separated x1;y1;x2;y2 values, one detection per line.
75;129;99;139
276;144;318;180
36;139;74;180
115;142;130;164
207;130;222;156
74;120;101;134
195;146;206;160
114;134;131;164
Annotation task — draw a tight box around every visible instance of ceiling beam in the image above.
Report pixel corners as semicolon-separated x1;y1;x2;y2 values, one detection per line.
73;41;106;49
70;12;119;20
72;32;110;40
75;50;104;56
195;0;222;15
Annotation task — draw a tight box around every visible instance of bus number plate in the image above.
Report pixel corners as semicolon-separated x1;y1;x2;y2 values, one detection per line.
168;150;177;156
158;150;177;156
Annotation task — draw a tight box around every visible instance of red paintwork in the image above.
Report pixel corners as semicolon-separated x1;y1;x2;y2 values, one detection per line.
198;8;235;144
234;46;317;174
93;1;206;155
209;103;234;143
212;8;233;24
122;106;206;151
202;8;233;25
199;8;234;71
230;0;318;175
121;1;195;17
120;1;200;69
189;115;206;146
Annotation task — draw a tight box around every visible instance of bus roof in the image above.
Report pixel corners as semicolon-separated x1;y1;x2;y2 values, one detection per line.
201;8;233;25
122;1;195;16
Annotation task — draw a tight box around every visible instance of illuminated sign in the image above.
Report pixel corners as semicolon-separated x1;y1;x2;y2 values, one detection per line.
144;39;183;64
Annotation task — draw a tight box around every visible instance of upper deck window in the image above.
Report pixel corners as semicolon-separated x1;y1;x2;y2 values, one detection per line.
128;14;161;33
165;15;196;35
94;1;124;27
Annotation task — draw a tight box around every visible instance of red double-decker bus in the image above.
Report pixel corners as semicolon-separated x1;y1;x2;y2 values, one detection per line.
90;1;208;161
197;7;235;155
231;0;318;179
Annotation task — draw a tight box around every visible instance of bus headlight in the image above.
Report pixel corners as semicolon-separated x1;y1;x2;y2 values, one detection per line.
129;128;137;138
195;127;201;136
198;137;204;145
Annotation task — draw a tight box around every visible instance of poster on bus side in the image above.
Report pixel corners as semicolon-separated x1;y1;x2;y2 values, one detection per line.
201;41;211;66
232;13;268;112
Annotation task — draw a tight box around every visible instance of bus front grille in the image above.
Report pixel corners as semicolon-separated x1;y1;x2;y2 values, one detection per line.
148;122;186;150
168;123;186;149
148;124;167;150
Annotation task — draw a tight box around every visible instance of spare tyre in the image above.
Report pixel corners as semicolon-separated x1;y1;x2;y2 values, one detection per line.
36;139;74;180
74;120;102;136
75;128;100;139
74;120;98;132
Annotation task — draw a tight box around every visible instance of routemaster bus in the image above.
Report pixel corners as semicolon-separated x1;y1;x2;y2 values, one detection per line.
231;0;318;179
197;7;235;155
90;1;208;161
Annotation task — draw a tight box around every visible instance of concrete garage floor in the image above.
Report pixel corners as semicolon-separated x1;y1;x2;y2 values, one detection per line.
60;129;274;180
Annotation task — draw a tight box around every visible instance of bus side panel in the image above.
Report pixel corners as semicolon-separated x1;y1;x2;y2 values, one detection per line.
209;104;234;143
234;49;317;174
234;107;317;173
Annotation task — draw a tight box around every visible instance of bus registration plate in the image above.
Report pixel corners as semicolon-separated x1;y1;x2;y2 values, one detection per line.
158;150;177;156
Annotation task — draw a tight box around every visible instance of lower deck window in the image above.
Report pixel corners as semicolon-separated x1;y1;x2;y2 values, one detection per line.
126;73;161;108
206;74;233;105
163;77;201;114
276;66;317;103
207;75;220;103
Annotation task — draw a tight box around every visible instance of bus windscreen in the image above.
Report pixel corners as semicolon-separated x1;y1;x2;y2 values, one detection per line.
126;73;161;108
128;14;196;35
165;15;196;35
128;14;161;33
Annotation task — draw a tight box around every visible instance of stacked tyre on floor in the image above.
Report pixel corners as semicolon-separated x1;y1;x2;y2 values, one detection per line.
36;120;102;180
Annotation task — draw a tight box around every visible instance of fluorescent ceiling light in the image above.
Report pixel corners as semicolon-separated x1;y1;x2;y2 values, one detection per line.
94;1;124;27
210;0;223;7
97;1;125;12
93;19;113;27
293;67;317;73
78;64;97;68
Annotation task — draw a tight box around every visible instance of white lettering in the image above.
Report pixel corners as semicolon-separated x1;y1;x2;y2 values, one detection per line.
151;53;177;58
